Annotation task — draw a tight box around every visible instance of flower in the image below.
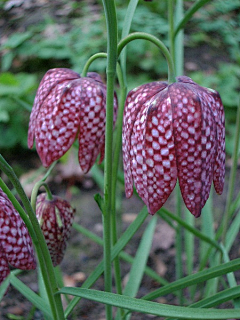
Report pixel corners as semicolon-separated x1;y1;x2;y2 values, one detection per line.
0;188;36;286
36;193;75;266
122;76;225;217
28;68;118;173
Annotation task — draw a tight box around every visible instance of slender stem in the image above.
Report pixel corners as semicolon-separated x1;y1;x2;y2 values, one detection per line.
110;64;127;301
120;0;139;86
118;32;175;83
168;0;175;65
101;0;118;319
31;181;53;211
0;155;64;320
174;0;212;38
222;96;240;243
81;52;107;77
175;0;184;77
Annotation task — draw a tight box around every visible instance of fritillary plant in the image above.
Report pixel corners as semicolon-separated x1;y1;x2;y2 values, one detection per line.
0;1;240;320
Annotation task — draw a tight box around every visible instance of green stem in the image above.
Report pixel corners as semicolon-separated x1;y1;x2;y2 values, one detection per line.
31;181;53;210
0;155;64;320
101;0;118;319
222;95;240;243
117;32;175;83
174;0;212;38
175;0;184;76
168;0;175;65
81;52;107;77
111;64;127;297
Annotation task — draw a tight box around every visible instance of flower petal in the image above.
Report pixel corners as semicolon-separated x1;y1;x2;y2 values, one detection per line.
123;82;168;199
169;81;217;217
131;88;177;214
201;89;225;194
0;243;10;286
0;189;36;270
34;80;81;166
77;78;107;173
28;68;80;149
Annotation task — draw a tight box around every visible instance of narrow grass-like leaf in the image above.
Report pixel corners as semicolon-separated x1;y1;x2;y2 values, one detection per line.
201;193;219;298
64;207;148;318
158;208;222;252
58;287;240;319
0;276;10;300
120;216;157;319
184;208;195;300
120;0;139;82
221;245;240;308
174;0;212;37
73;222;168;286
10;274;51;318
142;258;240;301
190;285;240;309
124;216;157;297
225;210;240;253
184;209;194;276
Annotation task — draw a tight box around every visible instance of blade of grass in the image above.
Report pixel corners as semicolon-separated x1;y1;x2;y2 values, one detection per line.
142;258;240;301
117;216;157;320
190;285;240;309
64;206;148;318
225;209;240;253
73;220;168;286
221;245;240;308
10;274;51;318
58;287;240;319
158;208;222;252
201;192;219;298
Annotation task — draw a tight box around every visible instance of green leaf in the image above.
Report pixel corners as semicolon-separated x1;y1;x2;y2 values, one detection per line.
64;207;148;318
2;32;33;49
190;285;240;309
58;287;240;319
10;274;52;318
119;216;157;319
143;258;240;301
124;216;157;297
0;275;10;299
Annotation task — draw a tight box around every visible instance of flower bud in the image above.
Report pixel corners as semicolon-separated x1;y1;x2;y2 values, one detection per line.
36;193;75;266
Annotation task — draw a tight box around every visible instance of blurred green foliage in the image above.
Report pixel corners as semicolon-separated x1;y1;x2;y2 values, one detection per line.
0;0;239;154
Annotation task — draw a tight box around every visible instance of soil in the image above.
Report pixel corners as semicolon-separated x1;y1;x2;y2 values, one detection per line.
0;1;240;320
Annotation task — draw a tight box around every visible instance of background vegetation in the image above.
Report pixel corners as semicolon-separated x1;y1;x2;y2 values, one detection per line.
0;0;239;155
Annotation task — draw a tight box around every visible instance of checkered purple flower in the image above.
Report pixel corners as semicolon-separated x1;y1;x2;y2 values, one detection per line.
28;68;118;173
0;188;36;286
123;76;225;217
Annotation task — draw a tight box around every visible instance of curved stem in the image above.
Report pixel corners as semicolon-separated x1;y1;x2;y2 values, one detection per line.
31;181;53;211
118;32;175;83
81;52;107;77
0;155;64;320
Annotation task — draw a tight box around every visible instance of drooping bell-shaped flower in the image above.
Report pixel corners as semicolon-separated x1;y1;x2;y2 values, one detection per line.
36;193;75;266
28;68;118;173
123;76;225;217
0;188;36;285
